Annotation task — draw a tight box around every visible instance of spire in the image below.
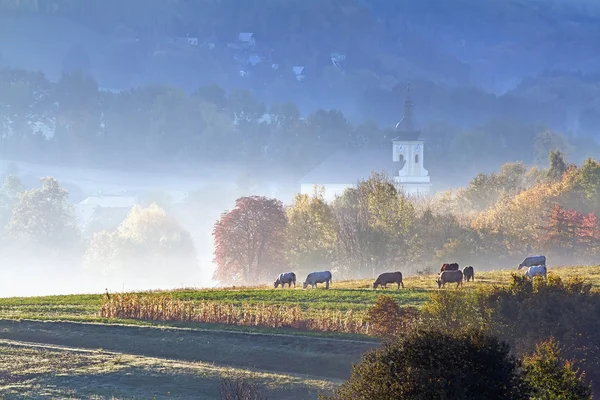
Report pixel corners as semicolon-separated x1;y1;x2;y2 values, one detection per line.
402;83;414;132
394;82;419;139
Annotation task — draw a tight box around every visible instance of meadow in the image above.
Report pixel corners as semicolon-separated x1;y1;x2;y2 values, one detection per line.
0;265;599;398
0;265;598;335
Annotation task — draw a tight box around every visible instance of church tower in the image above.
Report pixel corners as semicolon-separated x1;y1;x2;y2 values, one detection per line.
392;85;431;195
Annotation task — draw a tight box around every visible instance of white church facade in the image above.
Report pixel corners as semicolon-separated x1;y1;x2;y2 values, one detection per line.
299;86;431;202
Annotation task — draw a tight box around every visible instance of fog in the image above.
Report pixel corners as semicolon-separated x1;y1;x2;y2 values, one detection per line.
0;0;599;296
0;158;296;297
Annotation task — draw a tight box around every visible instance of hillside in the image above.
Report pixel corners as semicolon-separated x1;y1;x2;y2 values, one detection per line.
1;0;599;132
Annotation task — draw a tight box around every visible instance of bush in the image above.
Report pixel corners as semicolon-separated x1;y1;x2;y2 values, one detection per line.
523;338;592;400
220;375;267;400
420;272;600;394
321;329;530;400
366;295;418;338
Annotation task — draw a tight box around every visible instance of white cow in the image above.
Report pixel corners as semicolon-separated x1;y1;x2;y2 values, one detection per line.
274;272;296;288
524;265;547;280
303;271;332;289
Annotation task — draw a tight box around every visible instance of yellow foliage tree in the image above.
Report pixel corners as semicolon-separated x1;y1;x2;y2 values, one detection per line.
85;204;197;282
471;168;577;256
285;186;337;274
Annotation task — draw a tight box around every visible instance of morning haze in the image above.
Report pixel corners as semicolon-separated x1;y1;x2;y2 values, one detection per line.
0;1;599;399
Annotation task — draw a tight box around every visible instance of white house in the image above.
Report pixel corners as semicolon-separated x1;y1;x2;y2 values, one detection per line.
238;32;256;47
292;66;306;81
299;86;431;202
75;196;137;226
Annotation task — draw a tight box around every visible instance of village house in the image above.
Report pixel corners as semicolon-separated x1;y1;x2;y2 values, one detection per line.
75;195;137;228
292;66;306;81
238;32;256;48
299;86;431;202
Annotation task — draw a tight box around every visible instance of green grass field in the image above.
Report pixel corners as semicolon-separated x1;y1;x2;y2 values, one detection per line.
1;265;598;330
0;265;598;398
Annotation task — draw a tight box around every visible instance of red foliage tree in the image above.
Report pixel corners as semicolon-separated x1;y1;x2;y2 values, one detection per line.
541;204;600;255
579;212;600;250
213;196;287;285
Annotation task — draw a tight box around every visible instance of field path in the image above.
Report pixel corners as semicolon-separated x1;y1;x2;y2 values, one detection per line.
0;319;379;381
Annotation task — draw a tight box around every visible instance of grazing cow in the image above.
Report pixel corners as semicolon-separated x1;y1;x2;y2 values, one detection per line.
373;272;404;289
518;255;546;270
440;262;460;273
463;266;474;283
524;265;547;280
437;270;463;289
303;271;332;289
274;272;296;288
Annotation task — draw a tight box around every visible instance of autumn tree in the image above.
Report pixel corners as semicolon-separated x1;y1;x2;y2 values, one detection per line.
540;204;600;258
6;177;79;249
85;204;197;284
213;196;287;285
285;188;337;274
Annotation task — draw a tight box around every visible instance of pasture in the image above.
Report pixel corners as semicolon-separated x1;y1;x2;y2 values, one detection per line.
0;266;598;398
1;265;599;328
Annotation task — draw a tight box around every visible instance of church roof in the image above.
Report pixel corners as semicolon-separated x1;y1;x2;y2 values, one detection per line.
299;148;398;184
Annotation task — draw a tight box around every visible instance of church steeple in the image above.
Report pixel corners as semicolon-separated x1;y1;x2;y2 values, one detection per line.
401;84;414;132
393;83;420;140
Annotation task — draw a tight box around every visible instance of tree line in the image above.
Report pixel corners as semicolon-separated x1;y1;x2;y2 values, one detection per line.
1;67;596;187
213;152;600;285
0;173;198;288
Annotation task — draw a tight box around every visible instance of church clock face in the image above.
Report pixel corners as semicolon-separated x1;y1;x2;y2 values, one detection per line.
414;144;421;152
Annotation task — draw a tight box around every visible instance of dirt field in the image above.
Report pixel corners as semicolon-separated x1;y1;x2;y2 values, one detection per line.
0;320;378;399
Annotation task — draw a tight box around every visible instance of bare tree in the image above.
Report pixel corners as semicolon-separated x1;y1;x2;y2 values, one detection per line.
220;375;267;400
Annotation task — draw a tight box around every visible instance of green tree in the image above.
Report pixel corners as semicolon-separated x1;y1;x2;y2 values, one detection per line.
573;157;600;213
0;69;53;158
333;173;415;277
548;150;569;181
6;177;79;248
53;72;101;164
285;188;337;274
523;339;592;400
322;329;530;400
534;130;573;166
0;175;25;228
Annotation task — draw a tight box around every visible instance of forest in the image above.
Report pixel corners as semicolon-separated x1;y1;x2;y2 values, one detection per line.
1;67;599;193
213;152;600;284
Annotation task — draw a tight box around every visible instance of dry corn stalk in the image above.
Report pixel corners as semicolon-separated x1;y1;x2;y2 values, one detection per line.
100;294;370;335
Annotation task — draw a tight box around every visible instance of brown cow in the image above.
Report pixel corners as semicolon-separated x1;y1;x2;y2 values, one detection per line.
440;263;459;273
437;270;463;289
463;266;474;283
373;272;404;289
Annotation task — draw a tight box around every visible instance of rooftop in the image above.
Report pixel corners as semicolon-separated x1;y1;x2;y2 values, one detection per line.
299;148;397;184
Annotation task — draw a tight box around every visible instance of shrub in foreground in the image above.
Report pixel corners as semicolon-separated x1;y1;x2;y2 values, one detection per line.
366;295;418;338
523;338;592;400
321;329;530;400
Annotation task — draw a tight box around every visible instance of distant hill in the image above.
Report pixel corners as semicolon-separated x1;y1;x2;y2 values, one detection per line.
1;0;599;134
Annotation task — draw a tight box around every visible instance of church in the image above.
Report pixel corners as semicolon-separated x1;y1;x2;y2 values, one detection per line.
299;87;432;202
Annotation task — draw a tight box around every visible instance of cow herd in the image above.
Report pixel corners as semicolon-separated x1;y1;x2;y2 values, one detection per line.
272;256;548;291
273;271;333;289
